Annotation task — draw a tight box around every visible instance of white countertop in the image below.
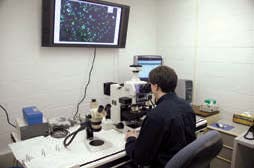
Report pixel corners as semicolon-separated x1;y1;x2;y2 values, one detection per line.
9;128;126;168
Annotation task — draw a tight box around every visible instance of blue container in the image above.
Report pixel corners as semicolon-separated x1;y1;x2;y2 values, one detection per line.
22;106;43;125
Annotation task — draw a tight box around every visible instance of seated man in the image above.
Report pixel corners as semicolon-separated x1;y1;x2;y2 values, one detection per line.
124;65;196;168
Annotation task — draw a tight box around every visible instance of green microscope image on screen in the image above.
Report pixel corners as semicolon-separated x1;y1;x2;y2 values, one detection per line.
60;0;119;43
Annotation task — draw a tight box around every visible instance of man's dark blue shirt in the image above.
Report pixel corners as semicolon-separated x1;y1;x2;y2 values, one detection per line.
125;92;196;168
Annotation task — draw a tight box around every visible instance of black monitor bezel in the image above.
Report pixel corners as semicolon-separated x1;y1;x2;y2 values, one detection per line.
42;0;130;48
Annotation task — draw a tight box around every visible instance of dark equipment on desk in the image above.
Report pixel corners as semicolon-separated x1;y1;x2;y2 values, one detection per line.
118;94;148;123
119;97;132;105
89;139;104;146
50;126;69;139
14;106;50;140
138;83;151;93
244;125;254;140
120;100;147;128
114;122;124;129
175;79;193;104
16;118;49;140
104;104;111;119
104;82;116;96
125;120;143;129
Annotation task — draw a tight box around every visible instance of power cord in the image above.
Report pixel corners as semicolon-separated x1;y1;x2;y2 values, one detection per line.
63;124;86;147
0;105;16;128
63;120;93;147
73;48;97;119
148;95;155;108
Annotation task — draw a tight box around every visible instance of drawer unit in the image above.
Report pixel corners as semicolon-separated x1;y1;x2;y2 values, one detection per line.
207;119;248;168
219;145;233;161
220;133;235;148
207;129;236;167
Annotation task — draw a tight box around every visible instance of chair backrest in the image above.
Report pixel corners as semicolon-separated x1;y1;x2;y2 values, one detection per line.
165;130;223;168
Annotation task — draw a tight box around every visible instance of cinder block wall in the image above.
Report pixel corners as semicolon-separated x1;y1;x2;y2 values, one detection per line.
157;0;254;117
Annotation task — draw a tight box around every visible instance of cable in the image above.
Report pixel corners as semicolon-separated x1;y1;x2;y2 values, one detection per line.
80;149;125;167
0;105;16;128
149;99;155;108
148;95;155;108
63;125;85;147
63;121;90;147
74;48;97;119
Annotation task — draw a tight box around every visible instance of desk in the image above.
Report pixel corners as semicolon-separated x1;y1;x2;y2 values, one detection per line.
9;117;208;168
192;105;221;125
207;119;249;168
9;128;128;168
231;131;254;168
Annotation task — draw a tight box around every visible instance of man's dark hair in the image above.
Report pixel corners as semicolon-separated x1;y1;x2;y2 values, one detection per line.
149;66;178;92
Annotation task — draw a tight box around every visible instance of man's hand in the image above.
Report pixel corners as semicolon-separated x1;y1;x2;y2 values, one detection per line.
125;130;138;140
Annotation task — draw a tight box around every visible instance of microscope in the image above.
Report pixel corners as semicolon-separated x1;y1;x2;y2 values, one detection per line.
105;65;152;128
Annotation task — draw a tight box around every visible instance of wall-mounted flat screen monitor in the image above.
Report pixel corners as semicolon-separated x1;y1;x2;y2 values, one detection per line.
42;0;130;48
134;55;163;81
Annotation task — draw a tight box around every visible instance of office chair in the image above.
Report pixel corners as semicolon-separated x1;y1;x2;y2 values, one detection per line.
165;130;223;168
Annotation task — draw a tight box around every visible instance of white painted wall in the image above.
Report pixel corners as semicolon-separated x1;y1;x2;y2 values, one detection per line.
157;0;254;117
0;0;157;154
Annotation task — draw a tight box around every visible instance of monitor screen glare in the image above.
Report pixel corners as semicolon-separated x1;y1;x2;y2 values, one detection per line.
138;60;162;79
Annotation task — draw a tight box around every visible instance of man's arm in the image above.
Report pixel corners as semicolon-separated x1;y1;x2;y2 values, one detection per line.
125;114;165;165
